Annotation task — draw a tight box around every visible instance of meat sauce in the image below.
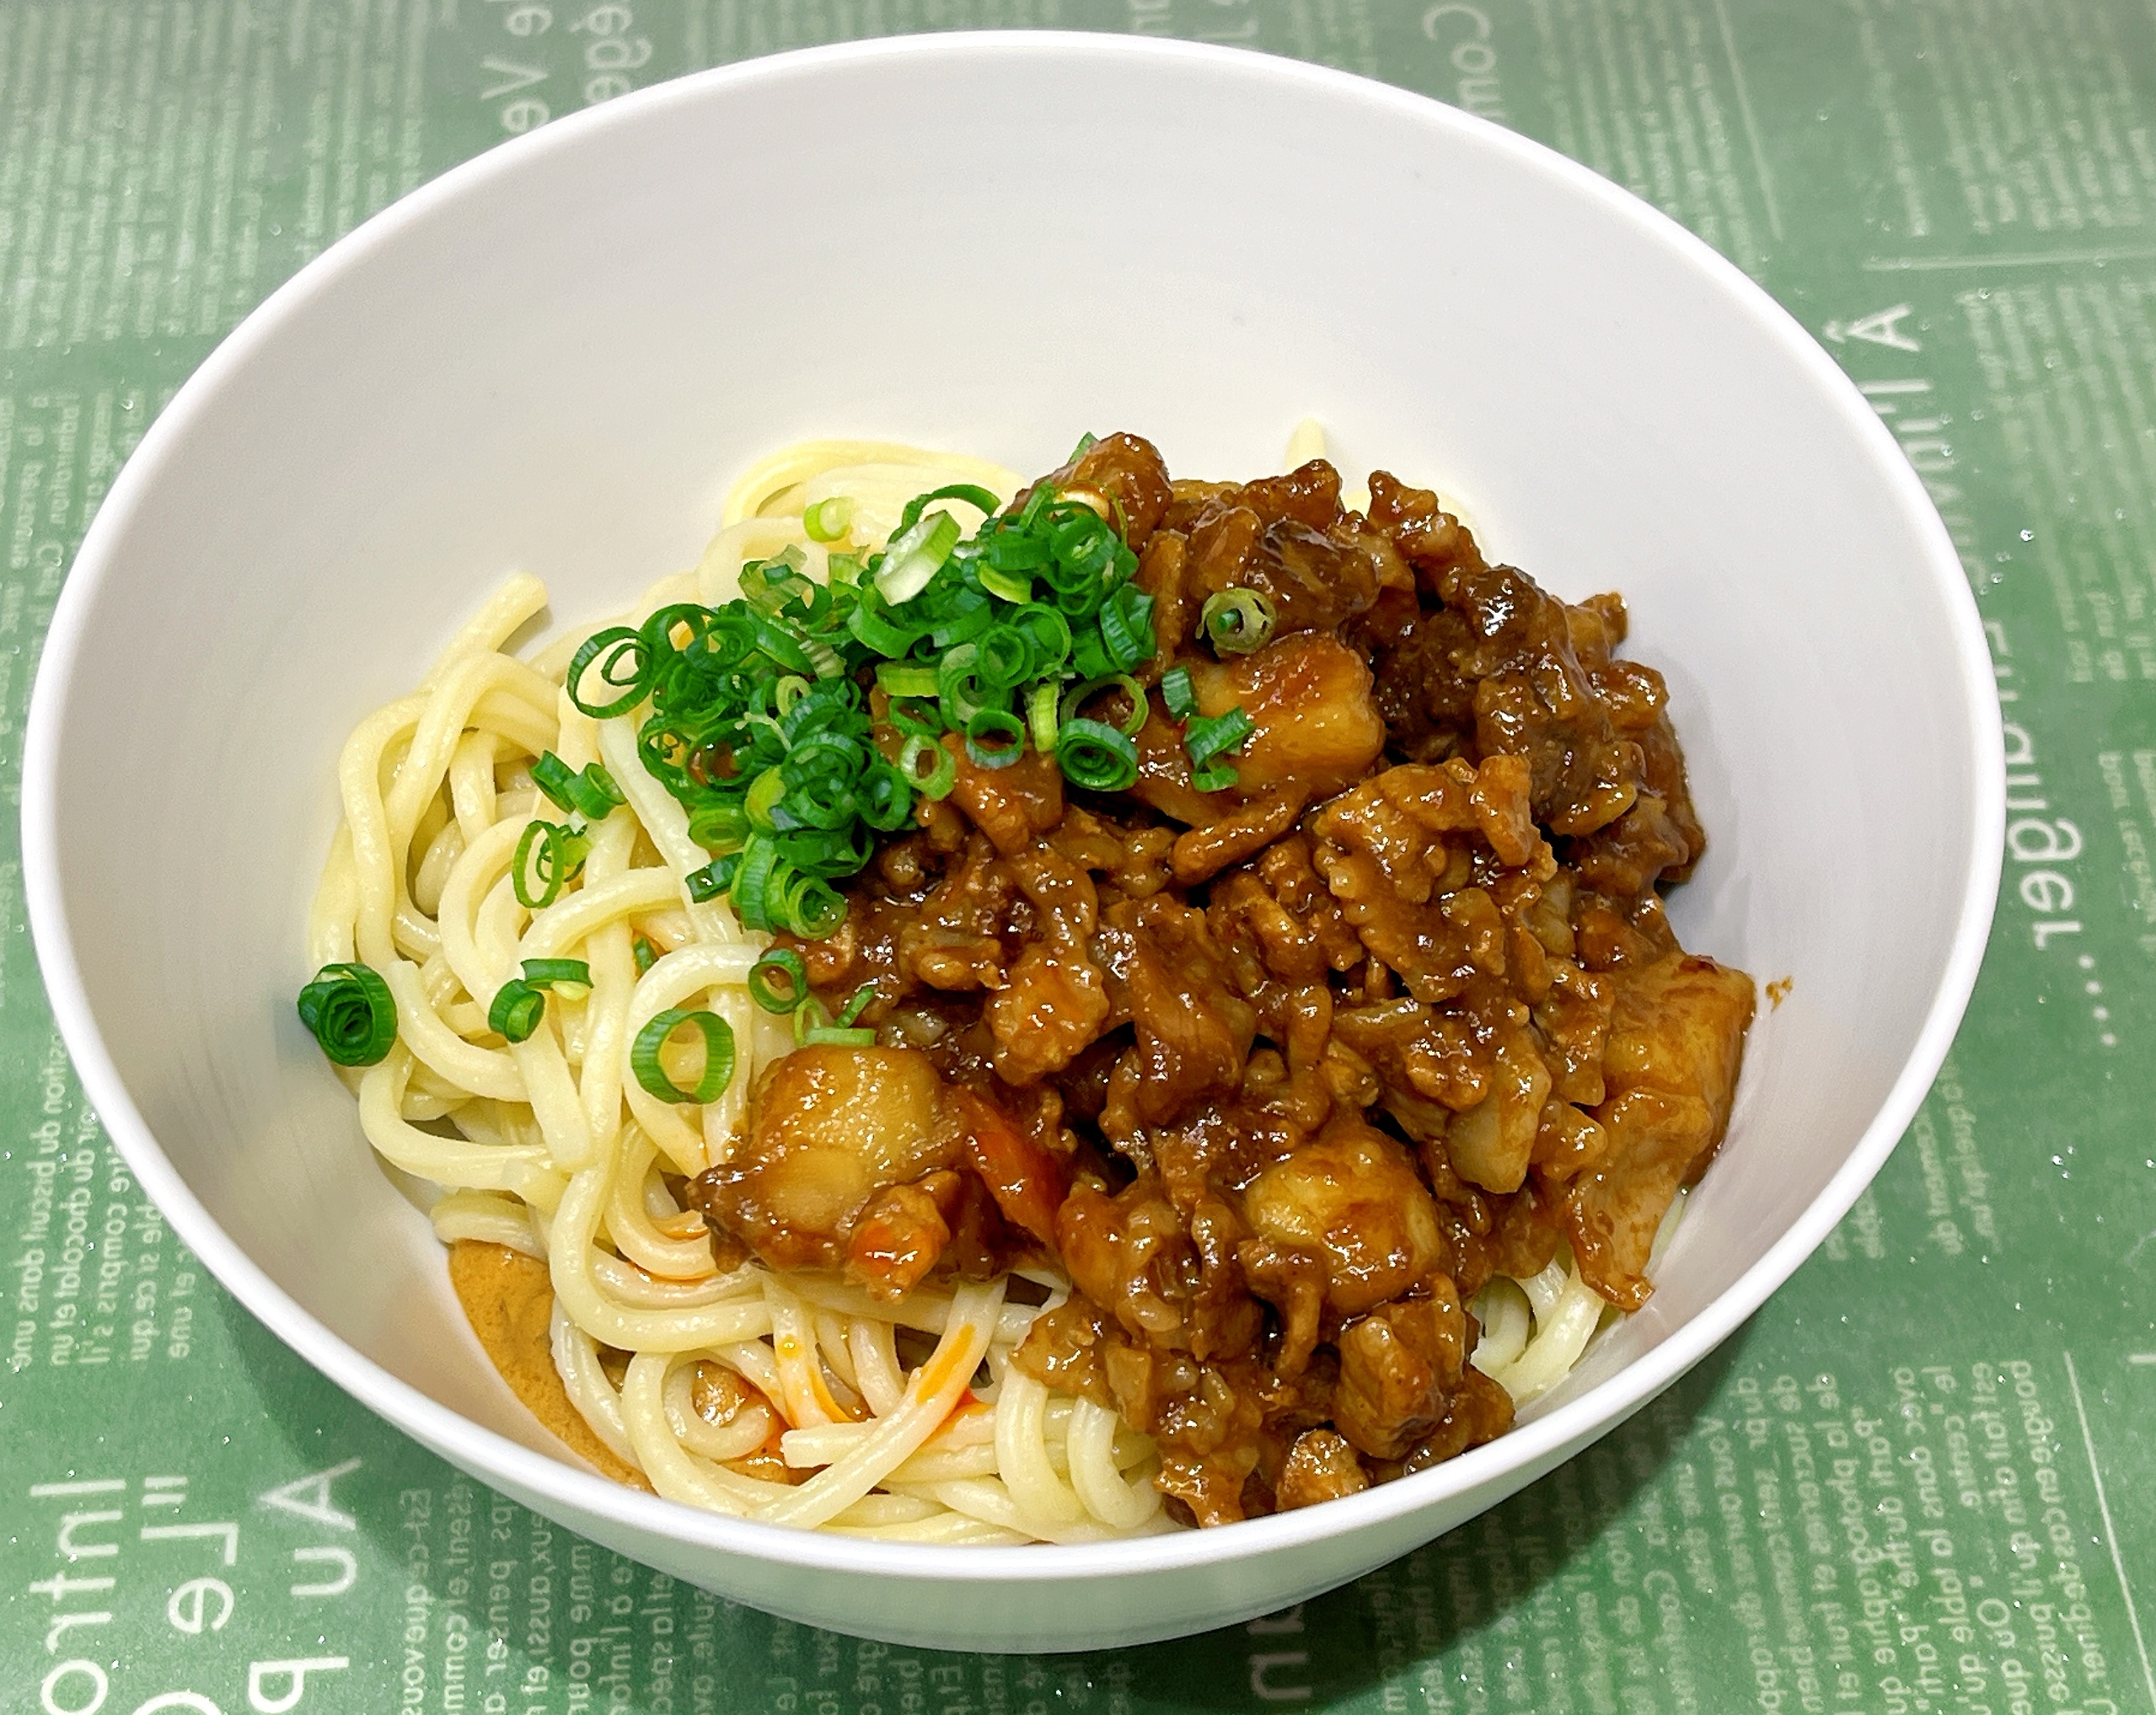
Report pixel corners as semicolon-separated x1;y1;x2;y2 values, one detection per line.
686;433;1755;1527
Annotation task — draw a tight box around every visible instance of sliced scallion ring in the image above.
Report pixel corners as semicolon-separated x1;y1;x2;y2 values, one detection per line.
803;496;854;542
802;1026;877;1048
489;978;546;1043
1027;680;1061;753
521;958;592;991
565;626;654;719
512;820;586;910
630;1008;737;1104
1055;719;1140;792
875;509;963;604
1058;673;1149;739
296;962;398;1067
1200;587;1278;655
1185;707;1254;768
749;949;810;1015
898;735;957;801
964;709;1026;769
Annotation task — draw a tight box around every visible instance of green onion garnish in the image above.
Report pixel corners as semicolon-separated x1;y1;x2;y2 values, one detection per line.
522;958;591;991
512;820;587;910
876;510;963;604
565;627;655;719
1200;587;1277;655
803;496;854;542
1184;707;1254;769
1059;674;1149;740
687;801;748;851
899;736;957;800
978;566;1032;603
964;709;1026;770
749;949;809;1015
837;983;876;1027
567;457;1177;941
531;753;581;812
802;1026;877;1048
684;857;732;904
297;962;398;1066
1027;680;1061;753
489;979;546;1043
532;753;627;820
630;1008;736;1104
1161;666;1196;721
1056;719;1140;792
633;937;657;974
873;662;939;700
1192;761;1240;793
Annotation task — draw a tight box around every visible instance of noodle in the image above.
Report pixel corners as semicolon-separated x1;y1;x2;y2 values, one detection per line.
310;431;1681;1541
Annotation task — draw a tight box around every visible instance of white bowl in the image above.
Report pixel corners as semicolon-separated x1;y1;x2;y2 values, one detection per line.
23;32;2001;1652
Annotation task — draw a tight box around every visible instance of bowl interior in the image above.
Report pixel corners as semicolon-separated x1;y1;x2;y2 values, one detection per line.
25;34;1994;1645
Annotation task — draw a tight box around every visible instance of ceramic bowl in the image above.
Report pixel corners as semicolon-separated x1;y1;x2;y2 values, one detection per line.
22;31;2001;1652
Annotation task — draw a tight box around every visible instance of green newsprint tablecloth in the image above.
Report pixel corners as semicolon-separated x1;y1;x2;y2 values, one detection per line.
3;1;2154;1709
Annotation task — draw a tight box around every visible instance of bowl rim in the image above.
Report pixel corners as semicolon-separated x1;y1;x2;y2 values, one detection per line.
21;27;2004;1586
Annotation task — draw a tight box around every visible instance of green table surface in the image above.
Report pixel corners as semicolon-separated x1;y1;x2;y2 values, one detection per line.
3;2;2154;1709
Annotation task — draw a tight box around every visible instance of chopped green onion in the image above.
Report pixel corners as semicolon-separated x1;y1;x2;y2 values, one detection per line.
802;1026;877;1048
978;566;1032;603
521;958;591;991
1027;680;1061;753
875;509;963;604
936;644;996;731
875;662;941;699
512;820;586;910
1192;761;1241;792
857;762;913;833
630;1008;736;1104
731;839;779;930
893;484;1002;539
1011;604;1072;672
1161;666;1197;721
530;753;582;813
964;709;1026;769
565;627;654;719
749;949;809;1015
533;753;626;820
687;801;748;851
1059;674;1149;739
848;601;920;657
837;983;876;1026
1184;707;1255;768
1097;584;1156;672
1055;719;1140;792
684;856;732;904
780;872;848;939
930;598;995;650
803;496;854;542
1200;587;1278;655
488;978;546;1043
296;962;397;1067
745;768;786;830
632;937;657;974
899;735;957;800
574;459;1209;955
975;626;1032;690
